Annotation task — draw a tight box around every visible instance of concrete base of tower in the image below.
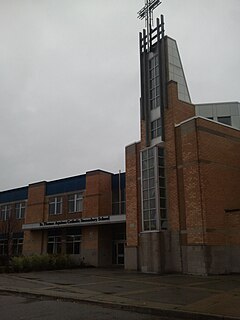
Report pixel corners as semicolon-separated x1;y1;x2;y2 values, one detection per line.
182;245;240;275
124;246;138;271
138;231;164;273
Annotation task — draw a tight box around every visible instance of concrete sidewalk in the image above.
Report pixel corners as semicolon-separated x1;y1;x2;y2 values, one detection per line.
0;268;239;319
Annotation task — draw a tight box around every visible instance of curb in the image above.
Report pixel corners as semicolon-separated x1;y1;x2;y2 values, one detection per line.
0;287;239;320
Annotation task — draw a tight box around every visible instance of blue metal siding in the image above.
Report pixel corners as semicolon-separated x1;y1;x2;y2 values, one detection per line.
46;175;86;196
0;187;28;204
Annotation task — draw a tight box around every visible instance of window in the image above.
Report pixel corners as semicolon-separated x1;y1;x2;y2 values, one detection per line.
0;205;11;221
15;202;25;219
47;236;61;254
141;147;157;231
12;238;23;256
66;235;81;254
0;239;8;256
217;116;231;126
141;147;168;232
49;197;62;215
112;200;126;215
151;118;162;139
68;193;83;213
149;55;160;110
112;189;126;215
158;147;167;230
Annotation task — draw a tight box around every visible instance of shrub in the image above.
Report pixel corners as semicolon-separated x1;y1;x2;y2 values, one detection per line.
11;256;25;272
11;254;78;272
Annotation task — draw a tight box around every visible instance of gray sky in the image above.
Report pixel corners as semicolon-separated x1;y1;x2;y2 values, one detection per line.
0;0;239;190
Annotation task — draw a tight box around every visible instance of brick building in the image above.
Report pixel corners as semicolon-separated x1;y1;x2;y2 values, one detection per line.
0;14;240;274
125;16;240;275
0;170;126;267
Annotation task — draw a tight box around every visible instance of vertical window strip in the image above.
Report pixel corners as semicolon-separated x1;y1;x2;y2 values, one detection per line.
149;55;160;110
141;147;157;231
158;147;167;229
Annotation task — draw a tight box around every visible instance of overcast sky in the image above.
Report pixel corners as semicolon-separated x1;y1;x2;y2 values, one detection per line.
0;0;239;191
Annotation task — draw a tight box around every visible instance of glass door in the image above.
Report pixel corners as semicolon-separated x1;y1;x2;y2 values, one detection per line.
112;241;125;265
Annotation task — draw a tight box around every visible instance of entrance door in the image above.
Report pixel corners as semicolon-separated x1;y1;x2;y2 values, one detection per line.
112;241;125;265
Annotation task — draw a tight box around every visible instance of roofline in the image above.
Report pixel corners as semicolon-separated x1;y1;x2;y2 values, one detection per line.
196;101;240;106
175;115;240;132
0;185;28;195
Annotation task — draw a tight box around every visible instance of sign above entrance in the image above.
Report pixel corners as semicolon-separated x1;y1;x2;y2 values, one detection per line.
22;214;126;231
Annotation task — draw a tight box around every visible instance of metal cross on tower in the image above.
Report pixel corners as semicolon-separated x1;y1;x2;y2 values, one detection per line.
137;0;162;50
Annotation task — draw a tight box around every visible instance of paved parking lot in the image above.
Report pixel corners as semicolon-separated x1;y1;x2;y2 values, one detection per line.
0;292;168;320
0;268;240;319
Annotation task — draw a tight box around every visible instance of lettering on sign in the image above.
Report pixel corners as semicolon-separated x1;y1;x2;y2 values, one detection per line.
39;215;110;227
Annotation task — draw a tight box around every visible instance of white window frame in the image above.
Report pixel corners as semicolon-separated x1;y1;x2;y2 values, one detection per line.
47;236;62;254
0;204;11;221
68;193;83;213
49;197;62;215
15;202;26;220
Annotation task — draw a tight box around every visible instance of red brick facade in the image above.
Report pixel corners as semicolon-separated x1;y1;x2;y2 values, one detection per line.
125;80;240;274
0;170;126;267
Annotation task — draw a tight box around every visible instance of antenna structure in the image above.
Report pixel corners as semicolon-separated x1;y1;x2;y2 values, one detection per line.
137;0;162;51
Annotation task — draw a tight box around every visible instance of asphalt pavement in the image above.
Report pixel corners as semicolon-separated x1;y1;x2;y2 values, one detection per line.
0;268;240;320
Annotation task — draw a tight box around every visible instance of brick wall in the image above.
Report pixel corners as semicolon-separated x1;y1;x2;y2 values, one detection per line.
26;182;46;224
175;117;240;247
84;170;112;218
164;81;195;233
125;142;141;248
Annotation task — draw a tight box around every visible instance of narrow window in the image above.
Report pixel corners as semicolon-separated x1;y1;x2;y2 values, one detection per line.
15;202;25;219
0;205;11;221
149;55;160;110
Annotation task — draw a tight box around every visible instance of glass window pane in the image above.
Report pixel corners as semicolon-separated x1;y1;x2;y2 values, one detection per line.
149;168;154;178
159;188;166;198
148;148;154;158
144;221;150;231
143;190;148;200
143;200;149;210
159;178;165;187
148;158;154;168
159;168;164;177
149;178;154;188
160;198;166;208
150;220;157;230
158;147;164;157
143;211;149;220
217;116;231;126
150;199;155;209
142;160;148;170
142;180;148;190
149;188;155;198
159;157;164;166
160;209;167;219
143;170;148;179
142;150;147;160
150;209;156;220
